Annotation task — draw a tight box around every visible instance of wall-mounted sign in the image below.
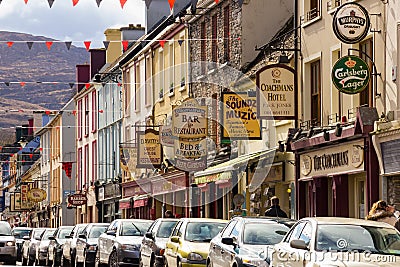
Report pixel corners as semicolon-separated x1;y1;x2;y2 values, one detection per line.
299;140;364;179
221;92;261;140
331;55;370;94
332;2;370;44
174;138;207;172
27;188;47;203
67;193;87;206
256;64;296;120
160;124;174;147
172;98;207;139
137;129;162;168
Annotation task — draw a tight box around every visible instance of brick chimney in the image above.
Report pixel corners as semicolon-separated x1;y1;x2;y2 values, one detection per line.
76;64;90;92
89;49;106;79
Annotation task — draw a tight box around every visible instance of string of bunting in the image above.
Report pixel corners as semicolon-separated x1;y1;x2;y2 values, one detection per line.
2;0;244;9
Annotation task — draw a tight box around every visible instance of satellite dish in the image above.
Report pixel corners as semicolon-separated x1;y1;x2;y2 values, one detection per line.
233;194;245;207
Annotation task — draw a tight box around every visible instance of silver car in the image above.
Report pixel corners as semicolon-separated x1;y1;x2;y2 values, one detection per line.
21;227;47;265
48;225;73;267
35;228;56;266
0;221;17;265
97;219;153;266
62;223;87;267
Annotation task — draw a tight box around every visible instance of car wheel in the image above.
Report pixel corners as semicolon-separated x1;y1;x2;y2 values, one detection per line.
109;250;119;267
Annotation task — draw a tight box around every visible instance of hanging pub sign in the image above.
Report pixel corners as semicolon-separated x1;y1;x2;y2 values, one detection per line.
160;124;175;147
332;2;370;44
67;193;87;206
174;138;207;172
137;129;162;168
27;188;47;203
21;184;34;210
221;92;261;140
172;98;208;139
120;144;137;181
331;55;370;94
256;64;296;120
14;192;21;211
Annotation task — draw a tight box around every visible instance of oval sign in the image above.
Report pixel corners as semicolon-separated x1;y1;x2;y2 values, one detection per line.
331;55;370;94
67;193;87;206
27;188;47;203
332;2;370;44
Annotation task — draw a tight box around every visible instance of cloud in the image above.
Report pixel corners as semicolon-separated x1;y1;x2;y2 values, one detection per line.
0;0;145;47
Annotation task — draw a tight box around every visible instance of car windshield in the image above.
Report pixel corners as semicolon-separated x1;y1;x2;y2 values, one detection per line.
75;225;86;237
156;221;178;238
34;229;46;239
0;223;12;236
316;224;400;255
121;221;152;236
185;222;226;242
243;223;290;245
12;228;31;238
88;226;108;238
57;228;73;239
42;230;56;240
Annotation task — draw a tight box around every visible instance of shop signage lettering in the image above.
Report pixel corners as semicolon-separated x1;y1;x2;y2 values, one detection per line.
120;145;137;181
27;188;47;203
332;55;370;94
160;124;174;146
222;92;261;140
313;151;349;171
256;64;296;119
137;129;162;168
172;99;207;139
332;2;370;44
67;193;87;206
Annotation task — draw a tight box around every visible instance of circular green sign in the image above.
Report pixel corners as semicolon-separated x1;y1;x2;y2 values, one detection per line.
331;55;370;94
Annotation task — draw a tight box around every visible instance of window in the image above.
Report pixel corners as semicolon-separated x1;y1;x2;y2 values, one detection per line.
169;43;174;94
159;51;164;99
77;100;82;140
223;5;230;62
284;222;306;243
201;21;206;73
85;144;89;188
298;222;312;246
311;60;321;126
212;14;218;62
77;147;82;190
92;140;97;184
306;0;320;21
84;96;89;137
180;36;186;88
145;56;152;106
91;91;97;132
135;64;140;111
359;39;373;106
123;69;130;115
221;220;237;238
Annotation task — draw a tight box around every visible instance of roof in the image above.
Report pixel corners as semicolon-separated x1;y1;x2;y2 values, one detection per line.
112;219;154;223
303;217;395;227
180;218;228;223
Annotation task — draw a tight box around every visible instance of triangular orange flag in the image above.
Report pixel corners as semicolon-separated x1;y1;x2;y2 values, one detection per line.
24;0;28;4
85;83;90;89
159;40;166;48
120;0;127;8
168;0;175;10
122;40;129;51
215;0;219;3
7;42;14;47
20;82;26;87
46;41;53;50
84;41;91;51
72;0;79;6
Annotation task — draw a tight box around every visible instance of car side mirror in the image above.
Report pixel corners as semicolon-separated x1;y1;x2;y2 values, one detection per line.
78;234;86;239
48;236;55;240
221;237;236;246
65;235;71;239
170;236;180;243
23;236;30;241
106;230;116;236
145;232;154;239
290;239;308;250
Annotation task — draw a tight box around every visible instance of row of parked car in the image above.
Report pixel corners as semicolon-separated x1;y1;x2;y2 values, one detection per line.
5;215;400;267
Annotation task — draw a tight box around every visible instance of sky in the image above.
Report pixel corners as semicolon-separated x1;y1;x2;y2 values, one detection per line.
0;0;145;48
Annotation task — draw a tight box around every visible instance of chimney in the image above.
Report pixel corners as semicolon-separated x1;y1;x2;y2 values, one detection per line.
76;64;90;92
28;118;34;137
89;49;106;79
104;28;122;64
120;24;145;49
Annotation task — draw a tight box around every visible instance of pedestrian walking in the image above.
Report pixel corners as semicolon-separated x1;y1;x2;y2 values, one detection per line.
366;200;400;231
264;196;288;218
165;210;174;218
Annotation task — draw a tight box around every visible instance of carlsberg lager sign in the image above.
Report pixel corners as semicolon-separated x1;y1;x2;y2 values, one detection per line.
331;55;370;94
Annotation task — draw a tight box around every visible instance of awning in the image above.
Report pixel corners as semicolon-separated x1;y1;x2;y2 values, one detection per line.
133;194;149;208
193;149;275;184
119;197;132;209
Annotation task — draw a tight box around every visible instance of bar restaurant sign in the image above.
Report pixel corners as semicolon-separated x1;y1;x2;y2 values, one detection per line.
331;55;370;94
221;92;261;140
332;2;370;44
137;129;162;168
300;141;364;178
256;64;296;120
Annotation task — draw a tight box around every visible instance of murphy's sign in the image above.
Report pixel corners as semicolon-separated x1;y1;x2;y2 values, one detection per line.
332;2;370;44
256;64;296;120
300;141;364;178
332;55;370;94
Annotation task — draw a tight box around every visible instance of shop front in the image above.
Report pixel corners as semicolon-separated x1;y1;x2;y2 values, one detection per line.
122;179;152;219
97;182;121;223
151;170;188;219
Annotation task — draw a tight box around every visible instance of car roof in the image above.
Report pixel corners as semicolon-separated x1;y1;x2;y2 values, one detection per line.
302;217;395;227
180;218;228;223
12;227;32;230
113;219;153;222
58;226;74;229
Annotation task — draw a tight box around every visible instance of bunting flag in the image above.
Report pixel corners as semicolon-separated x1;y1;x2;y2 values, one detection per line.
24;0;28;4
7;42;13;47
69;83;75;88
48;0;54;8
20;82;26;87
96;0;102;7
26;42;33;50
62;162;73;179
84;41;91;51
103;41;110;50
215;0;219;3
65;41;72;50
120;0;127;8
85;83;90;89
72;110;77;116
159;40;166;48
4;82;9;86
29;154;33;159
99;110;104;113
72;0;79;6
122;40;129;51
145;0;152;9
178;39;184;46
45;41;53;50
168;0;175;10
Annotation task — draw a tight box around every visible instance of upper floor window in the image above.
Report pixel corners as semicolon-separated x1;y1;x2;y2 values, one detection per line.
91;90;97;133
145;56;152;106
78;100;82;140
305;0;320;22
223;5;230;62
135;64;141;112
85;95;89;137
359;39;373;107
123;69;131;115
201;21;206;74
311;60;321;126
212;14;218;63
